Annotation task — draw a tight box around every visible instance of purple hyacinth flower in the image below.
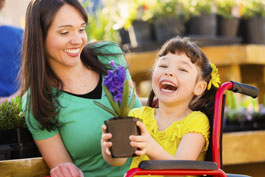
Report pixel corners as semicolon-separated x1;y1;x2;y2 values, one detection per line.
104;60;126;104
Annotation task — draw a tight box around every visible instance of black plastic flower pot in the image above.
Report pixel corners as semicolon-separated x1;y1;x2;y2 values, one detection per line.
242;16;265;44
153;16;185;43
217;16;239;37
0;128;33;145
186;14;217;36
104;117;140;158
118;28;131;45
128;20;153;47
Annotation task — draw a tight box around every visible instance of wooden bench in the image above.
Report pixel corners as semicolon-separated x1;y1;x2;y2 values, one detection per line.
1;131;265;176
0;157;49;177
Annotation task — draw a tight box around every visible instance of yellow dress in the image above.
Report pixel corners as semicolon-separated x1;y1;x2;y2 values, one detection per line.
128;106;210;177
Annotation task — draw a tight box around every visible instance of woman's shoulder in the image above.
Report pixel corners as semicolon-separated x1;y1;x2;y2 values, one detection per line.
89;41;122;54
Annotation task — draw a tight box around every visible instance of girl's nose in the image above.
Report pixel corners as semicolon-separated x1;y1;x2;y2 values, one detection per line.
165;72;174;77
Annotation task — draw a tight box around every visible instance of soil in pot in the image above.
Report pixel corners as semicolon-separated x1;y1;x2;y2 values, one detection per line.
104;117;140;158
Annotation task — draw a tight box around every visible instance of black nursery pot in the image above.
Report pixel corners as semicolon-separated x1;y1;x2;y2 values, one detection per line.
128;20;153;47
186;13;217;36
242;16;265;44
104;117;140;158
217;16;239;37
153;16;185;43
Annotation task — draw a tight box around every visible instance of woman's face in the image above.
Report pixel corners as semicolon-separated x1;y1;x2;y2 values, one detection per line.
45;4;87;70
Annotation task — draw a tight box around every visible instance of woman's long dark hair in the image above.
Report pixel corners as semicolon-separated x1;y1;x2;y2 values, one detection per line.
147;37;218;120
20;0;115;131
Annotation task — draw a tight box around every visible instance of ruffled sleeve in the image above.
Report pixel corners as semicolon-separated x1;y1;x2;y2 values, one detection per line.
182;111;210;152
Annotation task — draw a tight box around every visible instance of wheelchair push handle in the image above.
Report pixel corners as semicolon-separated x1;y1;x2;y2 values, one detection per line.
230;81;258;98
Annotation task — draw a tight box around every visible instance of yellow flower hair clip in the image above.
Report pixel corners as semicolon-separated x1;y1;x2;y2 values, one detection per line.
208;63;221;90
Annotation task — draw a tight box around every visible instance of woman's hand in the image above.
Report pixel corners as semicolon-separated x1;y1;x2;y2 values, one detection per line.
101;124;128;166
50;162;84;177
101;124;112;156
129;121;158;156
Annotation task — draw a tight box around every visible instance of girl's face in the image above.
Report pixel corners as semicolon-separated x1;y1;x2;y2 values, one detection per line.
45;4;87;70
152;52;206;106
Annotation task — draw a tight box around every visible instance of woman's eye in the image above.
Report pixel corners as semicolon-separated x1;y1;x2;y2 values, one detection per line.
79;28;86;32
60;31;68;35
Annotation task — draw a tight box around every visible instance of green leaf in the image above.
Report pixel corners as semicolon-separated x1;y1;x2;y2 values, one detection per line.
102;85;120;115
93;101;118;117
120;80;129;117
127;83;136;113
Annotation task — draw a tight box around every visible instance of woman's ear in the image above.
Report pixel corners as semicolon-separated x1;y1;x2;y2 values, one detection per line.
194;80;207;96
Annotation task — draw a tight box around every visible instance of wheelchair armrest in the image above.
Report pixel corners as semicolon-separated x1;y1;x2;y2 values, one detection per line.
226;173;251;177
139;160;218;170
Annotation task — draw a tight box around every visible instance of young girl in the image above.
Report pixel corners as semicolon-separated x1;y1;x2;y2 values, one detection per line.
101;36;221;170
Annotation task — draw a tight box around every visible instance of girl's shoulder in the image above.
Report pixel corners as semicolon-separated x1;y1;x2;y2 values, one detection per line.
129;106;154;120
182;111;210;131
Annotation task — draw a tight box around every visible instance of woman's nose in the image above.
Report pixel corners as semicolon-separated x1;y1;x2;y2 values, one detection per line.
70;33;83;45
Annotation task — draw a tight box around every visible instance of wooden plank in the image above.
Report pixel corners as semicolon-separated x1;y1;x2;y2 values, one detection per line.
125;50;157;76
125;45;265;77
223;130;265;165
0;157;49;177
201;45;247;65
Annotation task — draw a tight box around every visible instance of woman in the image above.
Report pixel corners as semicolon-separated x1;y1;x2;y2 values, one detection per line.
20;0;142;176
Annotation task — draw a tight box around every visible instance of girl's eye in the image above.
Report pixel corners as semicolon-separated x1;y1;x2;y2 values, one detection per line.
158;65;167;68
179;68;188;72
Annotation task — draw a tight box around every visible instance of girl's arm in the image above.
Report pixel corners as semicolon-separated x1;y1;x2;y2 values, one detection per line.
130;121;206;160
35;134;84;177
101;125;128;166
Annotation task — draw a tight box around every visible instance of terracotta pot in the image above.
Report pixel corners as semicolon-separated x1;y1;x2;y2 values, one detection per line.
104;117;140;158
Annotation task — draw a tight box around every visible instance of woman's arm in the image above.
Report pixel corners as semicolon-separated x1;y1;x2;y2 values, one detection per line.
35;133;84;177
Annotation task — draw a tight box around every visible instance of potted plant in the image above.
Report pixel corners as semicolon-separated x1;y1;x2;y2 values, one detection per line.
183;0;217;36
223;91;265;133
150;0;186;42
0;97;40;160
94;61;140;158
239;0;265;44
216;0;240;37
121;0;155;47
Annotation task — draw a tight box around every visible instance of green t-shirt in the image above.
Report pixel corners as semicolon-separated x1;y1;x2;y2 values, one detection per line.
23;42;142;177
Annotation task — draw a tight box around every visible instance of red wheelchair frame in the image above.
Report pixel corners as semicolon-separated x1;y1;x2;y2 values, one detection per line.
125;81;258;177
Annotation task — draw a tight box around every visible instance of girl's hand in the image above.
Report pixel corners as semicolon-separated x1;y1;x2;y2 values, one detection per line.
101;124;112;156
50;162;84;177
129;121;157;156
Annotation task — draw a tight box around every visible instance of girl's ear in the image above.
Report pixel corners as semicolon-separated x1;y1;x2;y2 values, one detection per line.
194;80;207;96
